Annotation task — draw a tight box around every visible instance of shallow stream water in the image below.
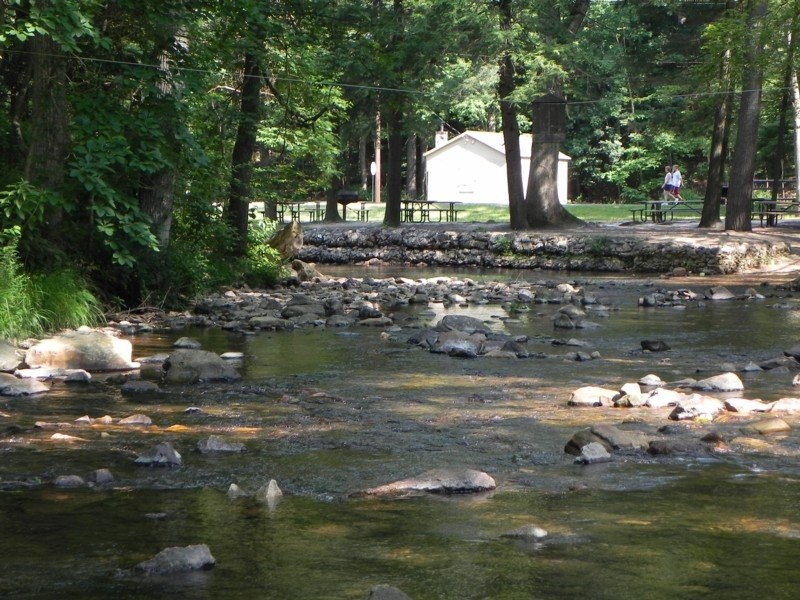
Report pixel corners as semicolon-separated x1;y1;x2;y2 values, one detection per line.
3;268;800;599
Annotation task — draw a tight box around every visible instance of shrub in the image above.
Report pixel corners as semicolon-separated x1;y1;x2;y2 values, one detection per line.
245;220;288;288
0;233;42;340
31;270;105;332
0;231;102;340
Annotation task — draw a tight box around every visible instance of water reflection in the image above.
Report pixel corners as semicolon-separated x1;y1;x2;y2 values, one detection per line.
3;269;800;598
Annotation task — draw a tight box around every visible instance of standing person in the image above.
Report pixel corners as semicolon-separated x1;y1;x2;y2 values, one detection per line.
662;166;674;202
671;164;684;201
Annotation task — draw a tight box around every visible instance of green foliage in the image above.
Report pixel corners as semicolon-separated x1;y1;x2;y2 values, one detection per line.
585;235;612;257
0;179;61;229
0;233;42;340
493;235;515;256
245;220;287;288
0;231;102;340
118;195;242;308
0;0;104;51
30;270;105;332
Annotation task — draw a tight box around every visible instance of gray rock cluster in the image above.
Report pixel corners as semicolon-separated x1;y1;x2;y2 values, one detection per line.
298;225;790;274
565;370;800;461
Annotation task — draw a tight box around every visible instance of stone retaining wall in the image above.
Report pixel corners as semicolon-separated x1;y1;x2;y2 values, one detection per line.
298;225;792;274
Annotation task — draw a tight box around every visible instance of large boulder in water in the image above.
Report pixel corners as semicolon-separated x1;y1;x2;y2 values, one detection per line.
354;468;496;497
433;315;491;334
162;349;241;383
25;329;138;371
0;339;22;372
134;544;215;575
0;372;50;396
363;585;412;600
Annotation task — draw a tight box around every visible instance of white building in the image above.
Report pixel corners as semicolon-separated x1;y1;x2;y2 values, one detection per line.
423;130;571;205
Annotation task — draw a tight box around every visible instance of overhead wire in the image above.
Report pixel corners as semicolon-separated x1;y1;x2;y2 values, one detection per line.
1;47;792;108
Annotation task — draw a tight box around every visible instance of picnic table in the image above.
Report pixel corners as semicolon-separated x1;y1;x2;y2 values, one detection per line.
752;198;800;226
630;200;703;223
401;200;461;223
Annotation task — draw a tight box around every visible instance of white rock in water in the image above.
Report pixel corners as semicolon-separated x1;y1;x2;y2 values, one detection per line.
669;395;725;421
501;524;548;540
770;398;800;413
724;398;773;414
255;479;283;506
691;372;744;392
568;386;617;407
227;483;248;499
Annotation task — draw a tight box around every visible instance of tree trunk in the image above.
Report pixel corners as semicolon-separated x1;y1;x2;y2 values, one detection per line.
497;0;526;230
359;134;368;191
225;52;261;256
725;0;769;232
138;170;176;247
324;174;342;222
700;50;733;228
415;135;425;199
525;95;581;227
24;33;68;239
793;70;800;202
374;109;382;204
769;25;796;204
383;105;403;226
406;134;417;198
137;49;179;248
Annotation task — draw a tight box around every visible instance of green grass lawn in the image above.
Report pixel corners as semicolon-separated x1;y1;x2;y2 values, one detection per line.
335;201;710;224
261;198;717;225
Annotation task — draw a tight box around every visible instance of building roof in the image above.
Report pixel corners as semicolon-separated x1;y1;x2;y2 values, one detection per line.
424;130;570;161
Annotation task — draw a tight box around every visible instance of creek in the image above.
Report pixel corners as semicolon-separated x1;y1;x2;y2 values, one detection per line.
2;267;800;599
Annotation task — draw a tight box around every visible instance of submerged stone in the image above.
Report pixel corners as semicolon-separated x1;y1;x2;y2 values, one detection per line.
134;544;215;575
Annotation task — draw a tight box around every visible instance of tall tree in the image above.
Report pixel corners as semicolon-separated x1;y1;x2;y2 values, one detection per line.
497;0;526;229
725;0;770;232
225;51;262;256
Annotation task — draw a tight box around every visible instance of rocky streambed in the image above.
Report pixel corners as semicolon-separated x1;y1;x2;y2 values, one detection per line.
5;268;800;479
5;266;800;597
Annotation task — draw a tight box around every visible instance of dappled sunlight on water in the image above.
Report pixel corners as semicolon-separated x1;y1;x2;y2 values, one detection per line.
5;269;800;597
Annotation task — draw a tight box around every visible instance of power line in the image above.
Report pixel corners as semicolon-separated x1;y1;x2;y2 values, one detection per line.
2;48;793;108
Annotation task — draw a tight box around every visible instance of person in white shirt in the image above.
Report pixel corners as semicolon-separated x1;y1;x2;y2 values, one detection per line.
671;165;684;200
662;166;673;202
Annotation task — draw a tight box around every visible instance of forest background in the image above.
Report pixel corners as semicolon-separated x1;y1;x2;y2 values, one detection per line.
0;0;797;333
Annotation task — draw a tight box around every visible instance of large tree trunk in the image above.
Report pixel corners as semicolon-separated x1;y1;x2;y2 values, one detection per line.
138;170;176;247
497;0;526;230
525;95;581;227
770;17;798;205
137;48;179;247
383;105;403;226
324;173;342;222
793;71;800;202
25;33;69;240
225;52;261;256
700;50;733;228
725;0;769;232
523;1;588;228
